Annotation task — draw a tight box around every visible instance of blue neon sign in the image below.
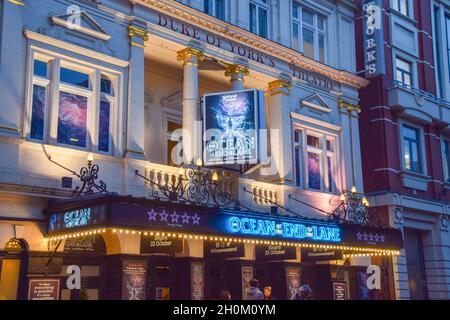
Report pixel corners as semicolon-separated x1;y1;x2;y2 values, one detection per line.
227;216;341;242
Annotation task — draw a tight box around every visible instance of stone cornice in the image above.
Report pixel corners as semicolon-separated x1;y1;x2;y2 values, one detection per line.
135;0;369;89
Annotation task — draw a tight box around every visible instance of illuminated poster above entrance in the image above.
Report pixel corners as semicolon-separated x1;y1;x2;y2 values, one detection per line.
202;89;264;166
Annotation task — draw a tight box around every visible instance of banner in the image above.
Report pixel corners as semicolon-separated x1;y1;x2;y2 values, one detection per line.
285;267;301;300
241;266;254;300
191;263;205;300
140;235;183;254
63;234;106;254
255;245;297;261
301;247;343;262
204;240;245;259
202;89;264;165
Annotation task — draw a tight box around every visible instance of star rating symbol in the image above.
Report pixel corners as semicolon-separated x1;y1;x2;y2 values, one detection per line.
380;234;385;243
363;233;368;241
369;234;374;242
147;209;158;221
357;232;363;240
159;209;169;222
192;213;201;225
170;211;180;223
375;234;380;242
181;212;191;224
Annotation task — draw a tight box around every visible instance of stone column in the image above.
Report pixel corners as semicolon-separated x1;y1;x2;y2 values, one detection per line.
268;79;293;184
126;24;148;159
177;48;204;164
224;64;249;91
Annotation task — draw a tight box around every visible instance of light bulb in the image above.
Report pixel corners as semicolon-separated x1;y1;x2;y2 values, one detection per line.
87;153;94;163
212;171;219;182
196;158;203;167
351;186;357;193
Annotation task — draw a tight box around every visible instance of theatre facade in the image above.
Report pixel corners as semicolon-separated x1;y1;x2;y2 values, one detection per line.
0;0;401;300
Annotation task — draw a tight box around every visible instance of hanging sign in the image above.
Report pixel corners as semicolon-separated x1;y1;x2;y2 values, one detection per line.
202;89;265;166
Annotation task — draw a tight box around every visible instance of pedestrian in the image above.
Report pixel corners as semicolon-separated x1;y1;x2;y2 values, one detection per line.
292;284;313;300
218;290;232;300
246;279;264;300
263;286;276;300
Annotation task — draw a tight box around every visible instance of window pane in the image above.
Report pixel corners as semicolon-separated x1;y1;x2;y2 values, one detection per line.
204;0;211;14
447;16;450;81
294;129;301;144
404;142;412;171
30;85;46;140
302;9;314;25
216;0;225;20
258;7;268;38
318;16;325;30
57;91;88;147
101;77;112;95
396;58;410;72
293;23;299;50
444;141;450;181
303;28;314;59
249;4;257;33
308;152;321;190
319;34;325;63
33;60;48;78
307;135;320;148
60;67;90;88
326;139;333;152
404;126;418;141
327;156;333;193
98;100;110;152
292;4;299;20
400;0;408;16
295;148;301;187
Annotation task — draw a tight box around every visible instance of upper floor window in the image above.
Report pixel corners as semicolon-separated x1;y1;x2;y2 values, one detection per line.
292;4;327;63
393;0;409;17
395;57;412;87
443;140;450;182
28;51;119;154
249;0;268;38
446;15;450;82
293;128;336;193
204;0;225;21
402;125;423;174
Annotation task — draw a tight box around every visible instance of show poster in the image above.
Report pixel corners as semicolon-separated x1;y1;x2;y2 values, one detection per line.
333;282;347;300
121;261;147;300
241;266;254;300
28;279;60;300
203;89;261;165
191;263;205;300
285;267;301;300
356;271;374;300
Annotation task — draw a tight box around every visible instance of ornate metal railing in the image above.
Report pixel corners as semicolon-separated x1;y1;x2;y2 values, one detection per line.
136;165;235;207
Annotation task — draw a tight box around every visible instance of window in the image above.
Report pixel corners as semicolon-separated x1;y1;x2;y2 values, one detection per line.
292;4;327;63
395;57;412;87
443;140;450;182
293;128;336;193
28;52;118;154
204;0;225;21
249;0;268;38
165;116;183;166
446;15;450;82
393;0;409;16
402;125;423;173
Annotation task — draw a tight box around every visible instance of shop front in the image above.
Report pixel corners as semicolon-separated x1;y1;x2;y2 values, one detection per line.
35;193;403;300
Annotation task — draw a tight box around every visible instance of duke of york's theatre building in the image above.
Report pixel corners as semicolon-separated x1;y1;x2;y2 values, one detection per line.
0;0;402;300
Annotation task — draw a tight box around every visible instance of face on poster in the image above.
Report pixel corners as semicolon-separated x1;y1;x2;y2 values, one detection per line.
203;90;259;165
286;267;301;300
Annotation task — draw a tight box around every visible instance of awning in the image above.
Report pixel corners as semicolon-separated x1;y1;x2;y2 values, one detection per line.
44;194;403;257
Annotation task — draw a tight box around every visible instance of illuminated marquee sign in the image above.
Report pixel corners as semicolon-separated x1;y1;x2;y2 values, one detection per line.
202;89;265;166
63;208;91;228
227;216;341;243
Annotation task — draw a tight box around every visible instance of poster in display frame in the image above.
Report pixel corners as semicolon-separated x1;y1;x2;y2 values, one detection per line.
332;282;348;300
202;89;266;166
28;279;60;300
121;260;147;300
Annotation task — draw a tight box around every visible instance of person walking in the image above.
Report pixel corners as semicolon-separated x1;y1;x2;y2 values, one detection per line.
246;279;264;300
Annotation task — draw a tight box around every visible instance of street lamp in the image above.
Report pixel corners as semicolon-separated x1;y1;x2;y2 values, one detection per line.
329;186;370;225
